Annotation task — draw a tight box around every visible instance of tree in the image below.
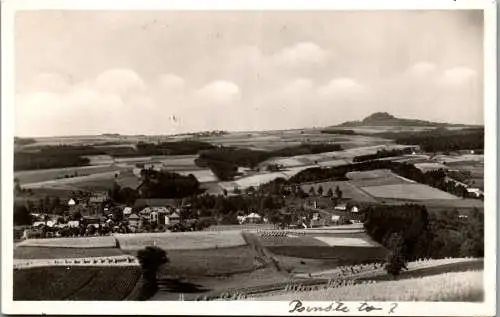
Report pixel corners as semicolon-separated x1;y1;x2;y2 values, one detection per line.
317;185;324;196
326;188;334;198
112;208;124;222
14;205;32;226
385;232;407;277
137;246;169;299
308;186;316;196
335;186;343;200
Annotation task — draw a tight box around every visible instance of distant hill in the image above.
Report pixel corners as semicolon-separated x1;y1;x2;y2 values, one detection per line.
336;112;477;128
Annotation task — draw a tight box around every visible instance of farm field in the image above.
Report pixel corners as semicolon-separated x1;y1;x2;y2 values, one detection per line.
314;237;379;247
14;246;124;259
18;236;117;248
22;171;120;191
414;162;449;172
14;164;126;185
177;169;218;183
257;270;483;301
361;183;459;200
220;172;292;191
115;231;246;251
14;266;141;300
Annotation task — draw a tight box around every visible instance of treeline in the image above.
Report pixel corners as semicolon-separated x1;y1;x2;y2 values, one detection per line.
195;143;343;181
112;141;216;157
364;204;483;263
378;128;484;153
14;137;37;146
353;148;413;162
14;152;90;171
320;129;356;135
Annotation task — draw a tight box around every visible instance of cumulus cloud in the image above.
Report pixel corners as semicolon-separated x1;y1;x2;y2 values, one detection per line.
196;80;241;104
158;73;185;90
406;62;438;78
317;78;365;97
272;42;329;68
283;78;314;94
95;69;146;94
438;66;477;86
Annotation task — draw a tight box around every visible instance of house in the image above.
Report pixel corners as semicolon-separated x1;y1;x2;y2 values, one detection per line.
165;212;180;225
350;206;360;213
466;188;483;198
334;203;348;211
123;207;133;216
128;214;141;228
68;220;80;228
245;213;262;224
89;192;109;204
331;215;341;222
68;198;77;207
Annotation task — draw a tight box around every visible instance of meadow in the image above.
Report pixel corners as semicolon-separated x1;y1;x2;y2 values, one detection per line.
18;236;117;248
257;270;483;301
300;181;377;202
114;231;246;251
361;183;459;200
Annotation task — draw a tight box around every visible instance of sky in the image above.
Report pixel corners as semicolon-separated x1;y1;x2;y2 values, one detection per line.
15;10;484;137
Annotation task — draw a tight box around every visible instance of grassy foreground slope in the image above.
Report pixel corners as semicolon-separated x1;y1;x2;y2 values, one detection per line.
255;270;483;301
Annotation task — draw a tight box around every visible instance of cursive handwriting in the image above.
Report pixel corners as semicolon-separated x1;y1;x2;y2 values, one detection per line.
289;300;350;313
288;300;398;314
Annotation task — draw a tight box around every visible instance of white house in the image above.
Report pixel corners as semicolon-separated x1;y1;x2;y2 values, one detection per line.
466;188;483;198
350;206;360;213
123;207;133;216
68;220;80;228
331;215;341;222
68;198;76;206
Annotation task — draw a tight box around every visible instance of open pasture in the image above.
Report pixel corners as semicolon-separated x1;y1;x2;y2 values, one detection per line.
115;231;246;251
220;172;291;191
300;181;377;203
14;266;141;300
314;237;379;247
258;270;483;301
22;171;120;191
18;236;117;248
178;169;218;183
414;162;449;172
361;183;459;200
14;164;125;185
346;169;413;187
155;246;265;278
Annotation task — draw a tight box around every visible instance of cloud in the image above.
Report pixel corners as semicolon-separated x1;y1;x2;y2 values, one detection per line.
406;62;438;78
283;78;314;94
196;80;241;104
95;69;146;94
158;73;185;90
272;42;329;68
438;66;477;86
317;78;365;97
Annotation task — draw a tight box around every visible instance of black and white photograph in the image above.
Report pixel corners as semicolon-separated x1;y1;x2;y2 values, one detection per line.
2;0;496;315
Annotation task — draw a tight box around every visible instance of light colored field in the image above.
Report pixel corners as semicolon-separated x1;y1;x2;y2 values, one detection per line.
414;162;449;172
83;155;115;165
434;154;484;164
115;230;246;251
314;237;377;247
220;172;290;190
15;165;124;185
346;169;413;187
361;183;459;200
17;236;117;248
22;171;119;189
177;169;218;183
257;270;483;301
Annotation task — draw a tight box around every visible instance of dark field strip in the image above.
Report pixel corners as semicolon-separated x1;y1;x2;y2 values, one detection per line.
14;266;141;300
267;245;388;263
14;246;124;259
